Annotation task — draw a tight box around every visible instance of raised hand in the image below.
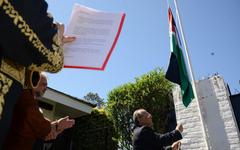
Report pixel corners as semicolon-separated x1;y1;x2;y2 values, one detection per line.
57;116;75;132
175;124;183;133
56;23;76;45
172;140;181;150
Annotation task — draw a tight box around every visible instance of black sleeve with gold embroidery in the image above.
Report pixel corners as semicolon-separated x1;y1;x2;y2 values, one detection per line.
0;0;63;148
0;0;63;73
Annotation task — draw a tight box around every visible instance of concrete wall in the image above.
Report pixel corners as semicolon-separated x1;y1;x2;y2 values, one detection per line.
173;75;240;150
173;86;208;149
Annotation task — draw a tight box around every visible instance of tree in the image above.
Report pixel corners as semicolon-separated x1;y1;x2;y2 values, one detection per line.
106;68;174;150
84;92;105;108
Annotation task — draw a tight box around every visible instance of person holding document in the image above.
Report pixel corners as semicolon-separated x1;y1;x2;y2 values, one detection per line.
0;0;75;148
132;109;182;150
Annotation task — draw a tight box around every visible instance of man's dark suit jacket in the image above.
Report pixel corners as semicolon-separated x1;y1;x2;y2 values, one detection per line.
133;126;182;150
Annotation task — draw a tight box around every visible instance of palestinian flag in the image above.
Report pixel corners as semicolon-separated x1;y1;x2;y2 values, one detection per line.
165;8;194;107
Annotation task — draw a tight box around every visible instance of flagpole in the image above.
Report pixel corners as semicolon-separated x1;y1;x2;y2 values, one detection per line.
173;0;209;149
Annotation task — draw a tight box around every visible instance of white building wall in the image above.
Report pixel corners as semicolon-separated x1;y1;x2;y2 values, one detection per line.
208;76;240;150
173;75;240;150
173;86;208;150
39;99;56;121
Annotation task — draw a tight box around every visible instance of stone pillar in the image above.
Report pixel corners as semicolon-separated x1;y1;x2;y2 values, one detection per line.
173;75;240;150
173;86;208;149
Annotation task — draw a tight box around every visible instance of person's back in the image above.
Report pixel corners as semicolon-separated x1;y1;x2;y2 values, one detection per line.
133;126;165;150
133;125;182;150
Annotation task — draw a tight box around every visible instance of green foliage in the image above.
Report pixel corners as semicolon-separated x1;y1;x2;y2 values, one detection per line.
73;108;118;150
106;68;174;150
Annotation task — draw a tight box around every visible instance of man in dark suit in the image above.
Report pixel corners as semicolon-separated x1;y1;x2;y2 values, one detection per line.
132;109;182;150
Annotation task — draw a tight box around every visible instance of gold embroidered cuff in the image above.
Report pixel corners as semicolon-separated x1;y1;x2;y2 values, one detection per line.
0;58;25;86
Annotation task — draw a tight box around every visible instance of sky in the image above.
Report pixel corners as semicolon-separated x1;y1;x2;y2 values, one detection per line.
46;0;240;101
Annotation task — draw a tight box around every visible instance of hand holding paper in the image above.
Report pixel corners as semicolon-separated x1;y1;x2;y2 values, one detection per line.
56;23;76;45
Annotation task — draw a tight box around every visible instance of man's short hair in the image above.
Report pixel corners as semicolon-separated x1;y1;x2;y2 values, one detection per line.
133;109;145;126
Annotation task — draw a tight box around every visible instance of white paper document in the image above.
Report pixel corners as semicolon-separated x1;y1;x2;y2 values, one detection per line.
63;4;125;70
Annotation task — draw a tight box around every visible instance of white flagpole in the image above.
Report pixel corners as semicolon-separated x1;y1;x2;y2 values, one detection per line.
173;0;209;149
173;0;196;87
